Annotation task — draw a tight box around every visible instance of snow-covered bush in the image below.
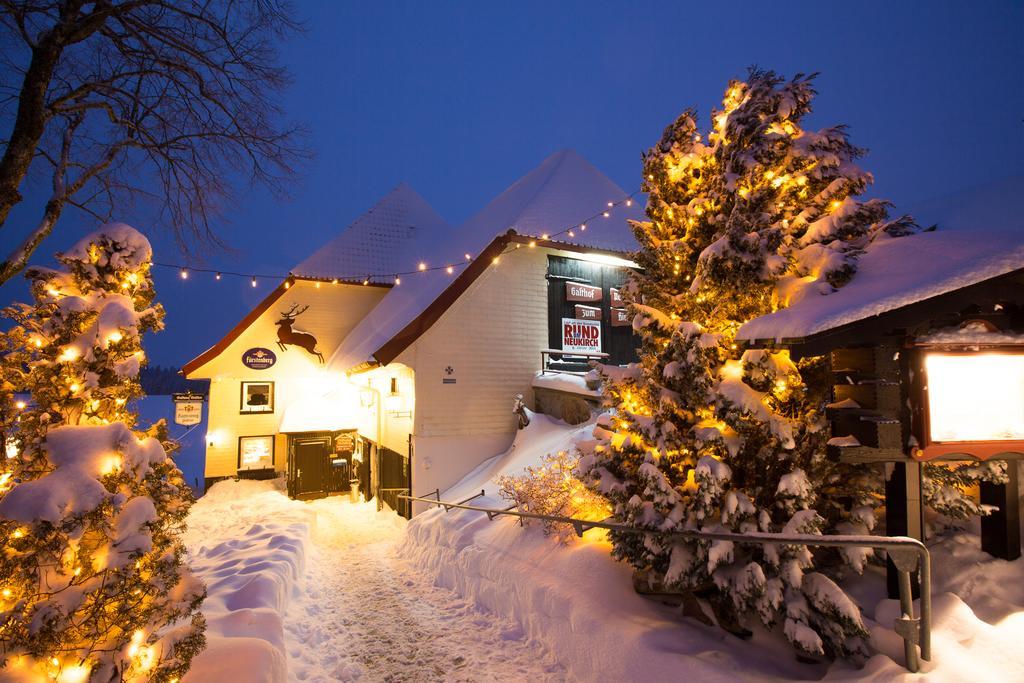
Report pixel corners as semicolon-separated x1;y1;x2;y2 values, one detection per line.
0;224;205;682
923;460;1008;520
496;451;610;544
577;70;916;659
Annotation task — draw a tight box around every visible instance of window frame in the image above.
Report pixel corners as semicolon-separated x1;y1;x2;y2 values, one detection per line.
239;380;275;415
237;434;275;470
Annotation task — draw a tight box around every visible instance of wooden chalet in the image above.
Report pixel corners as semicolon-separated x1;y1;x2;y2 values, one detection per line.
738;227;1024;594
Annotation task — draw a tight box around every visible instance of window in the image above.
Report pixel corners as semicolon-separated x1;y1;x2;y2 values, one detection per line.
240;381;274;414
924;352;1024;443
238;435;274;470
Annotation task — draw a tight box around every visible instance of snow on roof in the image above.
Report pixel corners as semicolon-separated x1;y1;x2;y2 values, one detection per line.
291;183;450;283
737;229;1024;343
327;150;643;372
448;149;643;255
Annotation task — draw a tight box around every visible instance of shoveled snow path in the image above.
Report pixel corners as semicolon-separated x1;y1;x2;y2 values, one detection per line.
283;496;564;682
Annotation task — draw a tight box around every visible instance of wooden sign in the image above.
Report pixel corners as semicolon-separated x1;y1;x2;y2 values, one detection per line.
574;304;601;321
610;288;624;306
611;308;631;327
565;282;602;302
335;432;355;453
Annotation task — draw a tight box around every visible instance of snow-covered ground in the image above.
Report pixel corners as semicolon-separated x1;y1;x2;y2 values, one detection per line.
181;479;562;682
178;413;1024;682
402;412;1024;682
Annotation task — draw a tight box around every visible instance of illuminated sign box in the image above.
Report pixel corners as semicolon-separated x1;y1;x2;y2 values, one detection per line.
920;349;1024;459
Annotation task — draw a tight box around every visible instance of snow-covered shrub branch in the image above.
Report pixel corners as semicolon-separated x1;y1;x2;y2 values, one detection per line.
496;451;611;544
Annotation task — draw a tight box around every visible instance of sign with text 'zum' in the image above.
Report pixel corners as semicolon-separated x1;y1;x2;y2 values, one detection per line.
565;282;601;302
562;318;602;354
574;304;601;321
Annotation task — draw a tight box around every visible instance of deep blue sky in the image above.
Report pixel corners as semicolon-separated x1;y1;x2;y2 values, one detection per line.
2;0;1022;367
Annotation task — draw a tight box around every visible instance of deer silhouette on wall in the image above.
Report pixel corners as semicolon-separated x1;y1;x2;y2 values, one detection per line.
275;304;324;363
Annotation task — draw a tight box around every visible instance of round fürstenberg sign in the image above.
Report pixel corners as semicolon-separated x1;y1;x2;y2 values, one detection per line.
242;347;277;370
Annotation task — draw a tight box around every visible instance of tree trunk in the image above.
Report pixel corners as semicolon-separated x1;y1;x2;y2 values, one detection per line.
0;41;64;228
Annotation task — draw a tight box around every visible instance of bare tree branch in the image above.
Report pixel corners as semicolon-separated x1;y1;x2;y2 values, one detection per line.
0;0;307;283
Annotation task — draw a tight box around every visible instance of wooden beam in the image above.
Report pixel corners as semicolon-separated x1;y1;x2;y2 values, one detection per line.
886;461;923;599
980;461;1022;560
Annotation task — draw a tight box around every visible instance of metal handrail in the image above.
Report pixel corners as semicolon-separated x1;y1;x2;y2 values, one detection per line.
401;491;931;673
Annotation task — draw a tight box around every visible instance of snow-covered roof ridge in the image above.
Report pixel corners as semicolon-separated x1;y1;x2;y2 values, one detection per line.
737;228;1024;343
291;183;450;282
449;149;644;257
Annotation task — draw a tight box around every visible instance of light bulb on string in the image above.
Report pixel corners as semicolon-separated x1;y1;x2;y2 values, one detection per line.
626;199;633;207
602;211;610;218
464;253;471;261
580;223;586;231
180;269;188;280
446;266;454;275
215;273;222;281
418;262;427;271
394;276;401;285
363;278;369;286
251;276;257;288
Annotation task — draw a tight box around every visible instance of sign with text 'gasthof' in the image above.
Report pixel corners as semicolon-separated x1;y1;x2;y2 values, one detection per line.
574;304;601;321
565;282;601;302
562;318;602;353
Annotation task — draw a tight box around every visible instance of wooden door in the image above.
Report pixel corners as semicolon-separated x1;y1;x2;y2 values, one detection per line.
290;435;331;499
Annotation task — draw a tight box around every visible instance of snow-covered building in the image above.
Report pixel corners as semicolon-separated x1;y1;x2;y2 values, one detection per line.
183;150;643;512
737;178;1024;568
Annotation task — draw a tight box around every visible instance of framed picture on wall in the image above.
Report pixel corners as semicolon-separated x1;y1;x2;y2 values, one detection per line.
238;435;274;470
240;381;274;414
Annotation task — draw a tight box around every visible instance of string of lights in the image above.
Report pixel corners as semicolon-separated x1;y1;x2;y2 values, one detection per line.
152;191;640;287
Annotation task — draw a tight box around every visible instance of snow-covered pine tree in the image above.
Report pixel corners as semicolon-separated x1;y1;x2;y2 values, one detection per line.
0;224;205;682
577;70;918;659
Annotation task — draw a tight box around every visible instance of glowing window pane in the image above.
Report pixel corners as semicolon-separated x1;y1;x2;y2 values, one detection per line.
239;436;273;470
925;353;1024;442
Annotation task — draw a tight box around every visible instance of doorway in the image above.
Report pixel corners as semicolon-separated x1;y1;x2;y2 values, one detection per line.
287;430;358;500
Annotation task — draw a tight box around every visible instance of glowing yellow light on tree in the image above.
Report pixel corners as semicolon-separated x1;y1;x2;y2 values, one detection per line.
33;338;42;347
56;664;91;683
764;170;775;180
69;383;80;393
60;347;78;361
775;380;787;391
738;187;750;199
12;528;25;539
830;199;842;211
47;288;60;297
15;400;25;410
107;331;123;344
100;455;120;475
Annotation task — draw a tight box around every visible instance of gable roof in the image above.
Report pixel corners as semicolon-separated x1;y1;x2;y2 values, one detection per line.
291;183;450;283
327;149;644;372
